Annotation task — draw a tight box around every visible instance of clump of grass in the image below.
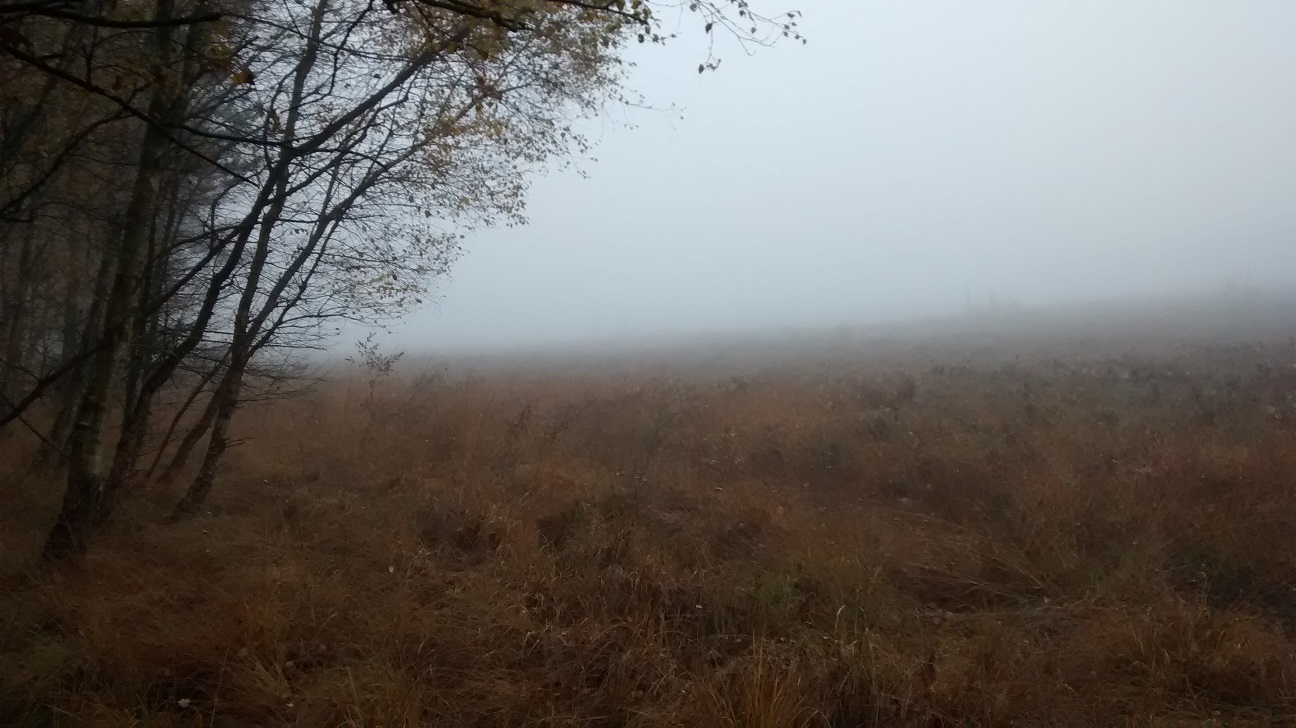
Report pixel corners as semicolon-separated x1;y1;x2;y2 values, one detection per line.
3;342;1296;724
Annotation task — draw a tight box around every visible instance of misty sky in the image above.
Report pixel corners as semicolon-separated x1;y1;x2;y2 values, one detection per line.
393;0;1296;351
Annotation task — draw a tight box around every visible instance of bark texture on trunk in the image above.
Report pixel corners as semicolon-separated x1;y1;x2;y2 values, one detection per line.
43;0;177;559
43;141;162;558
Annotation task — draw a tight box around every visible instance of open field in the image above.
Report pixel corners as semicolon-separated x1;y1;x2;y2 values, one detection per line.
4;322;1296;725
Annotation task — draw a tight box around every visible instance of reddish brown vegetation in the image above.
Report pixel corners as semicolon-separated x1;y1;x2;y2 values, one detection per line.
3;340;1296;725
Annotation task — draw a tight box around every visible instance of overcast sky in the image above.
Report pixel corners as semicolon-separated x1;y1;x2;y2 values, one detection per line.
391;0;1296;352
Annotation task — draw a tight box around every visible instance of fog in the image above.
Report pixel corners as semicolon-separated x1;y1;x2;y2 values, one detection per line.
393;0;1296;352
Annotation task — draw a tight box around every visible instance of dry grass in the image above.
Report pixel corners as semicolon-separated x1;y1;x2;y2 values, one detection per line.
4;339;1296;725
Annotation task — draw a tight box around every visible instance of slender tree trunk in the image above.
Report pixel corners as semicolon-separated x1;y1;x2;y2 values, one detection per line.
40;235;109;465
168;357;243;519
153;373;222;486
101;165;189;488
98;199;162;517
43;150;163;557
40;270;86;460
0;225;36;409
146;351;225;482
97;6;220;512
43;373;83;467
43;0;179;558
167;0;327;520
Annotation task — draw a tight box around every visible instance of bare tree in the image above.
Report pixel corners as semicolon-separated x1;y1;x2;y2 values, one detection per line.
0;0;803;558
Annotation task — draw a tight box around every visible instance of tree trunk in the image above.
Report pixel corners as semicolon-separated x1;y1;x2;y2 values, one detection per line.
40;233;109;466
43;7;176;556
98;196;163;517
153;378;221;486
146;353;225;482
98;6;220;513
43;155;162;557
168;359;243;520
166;2;319;520
0;226;36;411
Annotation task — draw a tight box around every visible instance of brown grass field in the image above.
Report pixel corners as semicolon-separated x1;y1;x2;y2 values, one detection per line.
4;323;1296;725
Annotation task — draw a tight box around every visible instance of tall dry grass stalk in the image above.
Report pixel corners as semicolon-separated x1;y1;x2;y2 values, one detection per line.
3;343;1295;724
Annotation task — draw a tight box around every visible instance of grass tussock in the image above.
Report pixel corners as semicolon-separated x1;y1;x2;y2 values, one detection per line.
3;343;1296;725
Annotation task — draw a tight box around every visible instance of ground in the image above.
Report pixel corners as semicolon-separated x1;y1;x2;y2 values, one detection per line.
3;327;1296;725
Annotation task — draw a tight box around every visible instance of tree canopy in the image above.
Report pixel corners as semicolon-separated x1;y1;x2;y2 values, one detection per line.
0;0;800;556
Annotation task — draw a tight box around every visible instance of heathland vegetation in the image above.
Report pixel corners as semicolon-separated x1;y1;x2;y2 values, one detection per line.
4;316;1296;724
